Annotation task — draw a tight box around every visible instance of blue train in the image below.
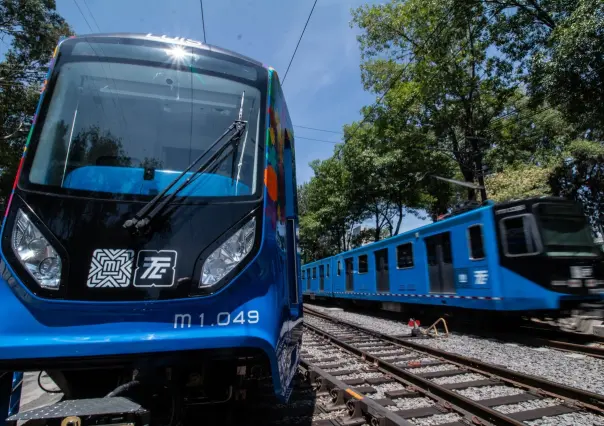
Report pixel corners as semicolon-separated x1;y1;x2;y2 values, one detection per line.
302;197;604;318
0;33;302;425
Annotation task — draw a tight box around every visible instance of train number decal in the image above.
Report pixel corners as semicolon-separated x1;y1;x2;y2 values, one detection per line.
173;310;259;329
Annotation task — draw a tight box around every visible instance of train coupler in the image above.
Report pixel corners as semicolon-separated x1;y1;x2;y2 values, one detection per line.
4;397;149;426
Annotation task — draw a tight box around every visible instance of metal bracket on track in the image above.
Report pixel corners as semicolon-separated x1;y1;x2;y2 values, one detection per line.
422;318;450;338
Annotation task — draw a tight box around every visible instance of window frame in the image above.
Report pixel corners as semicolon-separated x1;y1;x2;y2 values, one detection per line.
358;254;368;274
467;224;486;261
395;242;415;269
499;213;542;257
312;267;317;279
337;260;341;276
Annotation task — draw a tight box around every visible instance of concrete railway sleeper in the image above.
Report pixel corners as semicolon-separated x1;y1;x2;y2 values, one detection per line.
301;333;499;426
303;310;604;426
303;306;604;410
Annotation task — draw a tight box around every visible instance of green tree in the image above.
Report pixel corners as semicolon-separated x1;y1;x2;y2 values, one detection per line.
485;163;554;202
351;0;517;200
549;140;604;233
528;0;604;137
0;0;73;209
298;155;360;262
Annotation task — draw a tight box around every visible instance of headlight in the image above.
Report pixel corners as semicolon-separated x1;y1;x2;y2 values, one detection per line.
200;217;256;288
11;209;62;290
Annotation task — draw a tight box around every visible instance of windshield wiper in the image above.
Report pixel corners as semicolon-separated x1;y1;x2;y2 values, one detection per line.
123;91;248;232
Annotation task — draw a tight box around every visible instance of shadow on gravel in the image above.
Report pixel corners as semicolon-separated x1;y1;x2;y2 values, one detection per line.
185;375;318;426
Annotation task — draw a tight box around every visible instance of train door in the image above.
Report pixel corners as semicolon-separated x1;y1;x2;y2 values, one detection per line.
319;265;325;291
375;248;390;292
345;257;354;291
425;232;455;293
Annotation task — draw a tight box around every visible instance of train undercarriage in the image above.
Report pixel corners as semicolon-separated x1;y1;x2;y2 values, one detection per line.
1;348;274;426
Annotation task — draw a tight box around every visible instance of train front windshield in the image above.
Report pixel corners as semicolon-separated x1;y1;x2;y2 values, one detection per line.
535;203;601;257
24;37;263;200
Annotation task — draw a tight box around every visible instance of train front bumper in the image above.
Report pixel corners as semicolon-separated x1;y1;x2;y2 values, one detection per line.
0;275;295;400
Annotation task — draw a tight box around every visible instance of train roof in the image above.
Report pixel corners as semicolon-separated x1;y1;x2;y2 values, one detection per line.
493;196;571;208
301;196;578;267
302;201;497;267
65;33;265;68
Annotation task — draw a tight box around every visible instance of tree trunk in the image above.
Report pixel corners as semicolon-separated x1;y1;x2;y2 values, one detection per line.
394;204;404;235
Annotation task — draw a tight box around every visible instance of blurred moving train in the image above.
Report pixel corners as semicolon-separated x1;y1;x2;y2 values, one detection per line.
302;197;604;319
0;33;302;425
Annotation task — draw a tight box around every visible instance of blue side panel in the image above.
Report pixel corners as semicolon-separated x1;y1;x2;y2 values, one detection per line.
304;204;505;309
303;203;603;312
63;167;251;197
498;267;565;310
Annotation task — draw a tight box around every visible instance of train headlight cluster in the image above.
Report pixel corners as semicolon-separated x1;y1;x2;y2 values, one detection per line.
11;209;62;290
200;217;256;288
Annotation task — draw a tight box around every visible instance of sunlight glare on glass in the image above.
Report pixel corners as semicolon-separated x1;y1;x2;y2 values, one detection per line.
165;45;191;63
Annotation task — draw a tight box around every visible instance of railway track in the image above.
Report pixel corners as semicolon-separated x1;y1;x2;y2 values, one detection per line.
10;310;604;426
303;306;604;425
307;302;604;359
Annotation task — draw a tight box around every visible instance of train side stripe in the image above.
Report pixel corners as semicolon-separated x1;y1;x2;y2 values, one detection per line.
304;292;502;301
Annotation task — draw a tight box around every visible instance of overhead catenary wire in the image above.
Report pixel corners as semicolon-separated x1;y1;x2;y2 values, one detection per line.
282;0;319;85
72;0;95;33
296;136;341;144
82;0;102;33
292;2;464;149
294;124;342;134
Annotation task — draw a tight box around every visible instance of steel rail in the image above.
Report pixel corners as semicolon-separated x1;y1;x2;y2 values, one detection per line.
305;322;525;426
299;358;418;425
304;306;604;412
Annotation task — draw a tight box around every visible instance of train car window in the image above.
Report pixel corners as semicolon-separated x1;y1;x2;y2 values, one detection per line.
312;267;317;279
319;265;324;277
468;225;486;260
337;261;342;275
441;232;453;263
326;264;330;277
396;243;414;268
359;255;368;274
501;215;540;256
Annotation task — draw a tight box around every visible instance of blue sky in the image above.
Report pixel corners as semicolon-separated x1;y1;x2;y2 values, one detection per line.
51;0;428;232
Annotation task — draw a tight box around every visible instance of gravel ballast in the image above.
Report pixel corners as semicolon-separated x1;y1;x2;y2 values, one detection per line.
525;412;604;426
306;304;604;396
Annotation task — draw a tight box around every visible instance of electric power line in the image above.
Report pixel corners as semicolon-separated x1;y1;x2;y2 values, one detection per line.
282;0;318;85
82;0;102;32
294;124;342;134
72;0;94;33
200;0;207;43
295;135;341;144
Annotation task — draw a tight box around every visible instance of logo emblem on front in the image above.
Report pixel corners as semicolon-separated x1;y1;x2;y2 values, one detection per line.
133;250;178;287
87;249;135;288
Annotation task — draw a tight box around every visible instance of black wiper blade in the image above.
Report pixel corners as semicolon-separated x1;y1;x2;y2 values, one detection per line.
123;92;248;232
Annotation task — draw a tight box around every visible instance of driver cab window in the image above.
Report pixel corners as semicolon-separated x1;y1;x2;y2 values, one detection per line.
501;215;540;256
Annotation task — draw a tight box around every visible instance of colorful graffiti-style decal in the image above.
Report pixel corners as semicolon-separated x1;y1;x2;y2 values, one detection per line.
264;68;292;234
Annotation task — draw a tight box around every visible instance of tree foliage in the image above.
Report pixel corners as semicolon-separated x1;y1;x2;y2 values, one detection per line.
549;140;604;233
299;0;604;261
0;0;73;209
